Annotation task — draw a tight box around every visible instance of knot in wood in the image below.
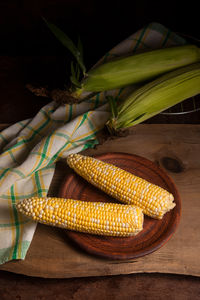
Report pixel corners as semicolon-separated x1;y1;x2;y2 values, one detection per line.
161;157;184;173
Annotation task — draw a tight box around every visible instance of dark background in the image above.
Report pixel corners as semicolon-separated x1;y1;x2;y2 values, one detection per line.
0;0;199;123
0;0;199;61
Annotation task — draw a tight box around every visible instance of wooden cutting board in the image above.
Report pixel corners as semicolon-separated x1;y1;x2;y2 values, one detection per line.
1;124;200;278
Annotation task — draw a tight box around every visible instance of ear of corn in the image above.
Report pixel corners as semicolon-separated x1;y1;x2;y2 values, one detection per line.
16;197;144;237
107;63;200;131
67;154;175;219
73;45;200;97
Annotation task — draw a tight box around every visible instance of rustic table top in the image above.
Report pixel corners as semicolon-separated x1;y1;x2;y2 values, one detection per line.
0;56;200;299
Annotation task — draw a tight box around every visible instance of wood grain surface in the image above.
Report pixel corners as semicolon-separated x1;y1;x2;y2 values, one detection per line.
1;271;200;300
0;124;200;278
61;152;181;260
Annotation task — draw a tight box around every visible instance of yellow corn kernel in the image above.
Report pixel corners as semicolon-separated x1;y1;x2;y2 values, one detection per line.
67;154;176;219
16;197;144;237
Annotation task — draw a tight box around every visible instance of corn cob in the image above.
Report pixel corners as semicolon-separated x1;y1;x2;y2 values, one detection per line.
73;45;200;97
107;63;200;131
16;197;144;237
67;154;175;219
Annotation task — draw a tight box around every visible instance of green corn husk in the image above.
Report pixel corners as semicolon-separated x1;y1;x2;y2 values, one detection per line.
73;45;200;99
106;63;200;131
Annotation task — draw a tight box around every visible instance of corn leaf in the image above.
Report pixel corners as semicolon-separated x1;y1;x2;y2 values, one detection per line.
77;35;84;62
70;62;81;87
43;18;86;75
70;75;81;88
106;95;118;119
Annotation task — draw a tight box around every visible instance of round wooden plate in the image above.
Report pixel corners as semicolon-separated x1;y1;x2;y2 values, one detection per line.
59;152;181;260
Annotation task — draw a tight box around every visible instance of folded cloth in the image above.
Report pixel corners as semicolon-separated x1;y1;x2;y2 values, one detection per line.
0;22;186;264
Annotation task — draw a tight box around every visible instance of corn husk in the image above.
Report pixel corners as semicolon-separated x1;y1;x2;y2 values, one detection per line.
106;63;200;131
73;45;200;99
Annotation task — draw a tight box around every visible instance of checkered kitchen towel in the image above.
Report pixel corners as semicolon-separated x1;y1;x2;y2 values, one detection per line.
0;23;186;264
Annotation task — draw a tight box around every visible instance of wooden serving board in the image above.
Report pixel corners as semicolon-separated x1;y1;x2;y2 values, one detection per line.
1;124;200;278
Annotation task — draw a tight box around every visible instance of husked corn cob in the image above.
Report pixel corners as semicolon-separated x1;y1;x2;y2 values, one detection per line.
73;45;200;97
67;154;175;219
16;197;144;237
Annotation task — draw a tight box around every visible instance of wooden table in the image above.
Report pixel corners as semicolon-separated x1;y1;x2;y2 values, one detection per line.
0;57;200;299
